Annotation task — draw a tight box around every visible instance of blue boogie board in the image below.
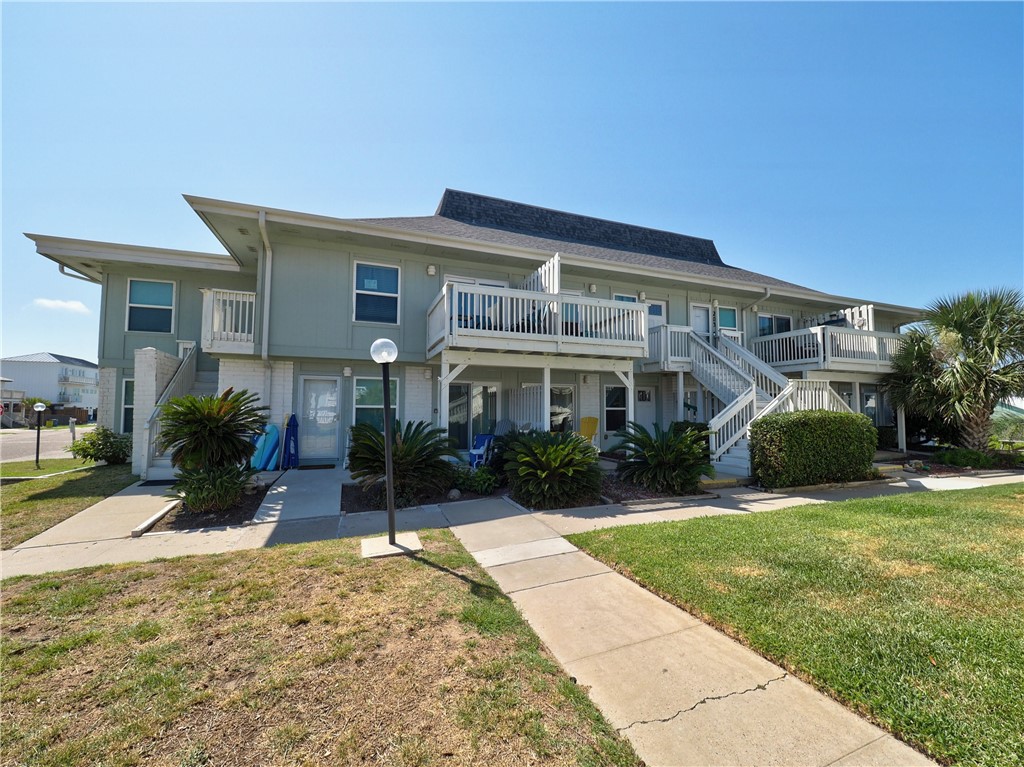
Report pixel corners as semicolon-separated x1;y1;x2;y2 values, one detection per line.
251;424;281;470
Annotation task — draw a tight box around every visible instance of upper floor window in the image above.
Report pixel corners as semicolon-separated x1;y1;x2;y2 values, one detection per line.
354;262;399;324
758;314;793;336
127;279;174;332
717;306;738;330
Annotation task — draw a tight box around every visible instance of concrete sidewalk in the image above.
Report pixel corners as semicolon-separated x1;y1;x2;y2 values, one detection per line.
444;495;935;767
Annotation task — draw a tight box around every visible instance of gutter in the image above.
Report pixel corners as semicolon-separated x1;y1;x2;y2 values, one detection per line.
58;264;100;284
258;211;274;443
742;288;771;312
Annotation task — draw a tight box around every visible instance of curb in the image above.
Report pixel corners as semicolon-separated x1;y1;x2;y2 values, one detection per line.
760;477;903;494
131;501;180;538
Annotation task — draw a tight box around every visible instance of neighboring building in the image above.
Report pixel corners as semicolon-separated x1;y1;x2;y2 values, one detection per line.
26;190;920;478
0;353;99;420
1;377;27;427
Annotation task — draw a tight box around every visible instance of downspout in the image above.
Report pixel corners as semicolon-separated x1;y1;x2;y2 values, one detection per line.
58;265;100;284
742;288;772;342
258;211;274;435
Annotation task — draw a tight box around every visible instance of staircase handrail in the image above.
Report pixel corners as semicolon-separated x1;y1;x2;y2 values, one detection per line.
143;342;199;477
708;385;756;460
751;380;852;424
715;333;789;396
688;331;753;404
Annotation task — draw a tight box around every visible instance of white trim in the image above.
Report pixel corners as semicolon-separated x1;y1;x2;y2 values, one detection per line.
27;234;240;272
716;304;739;331
444;274;510;288
689;302;712;338
353;260;401;325
646;299;667;328
126;278;176;334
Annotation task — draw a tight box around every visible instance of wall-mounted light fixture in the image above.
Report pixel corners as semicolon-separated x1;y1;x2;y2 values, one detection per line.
342;366;352;377
588;284;597;294
638;291;646;302
582;374;591;385
712;299;720;308
426;264;437;276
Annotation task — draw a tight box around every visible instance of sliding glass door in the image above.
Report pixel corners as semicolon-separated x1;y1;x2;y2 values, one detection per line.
449;383;498;450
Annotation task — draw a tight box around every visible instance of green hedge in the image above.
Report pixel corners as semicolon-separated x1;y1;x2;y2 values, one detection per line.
750;410;877;489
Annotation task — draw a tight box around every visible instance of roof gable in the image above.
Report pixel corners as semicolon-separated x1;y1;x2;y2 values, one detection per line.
435;189;723;266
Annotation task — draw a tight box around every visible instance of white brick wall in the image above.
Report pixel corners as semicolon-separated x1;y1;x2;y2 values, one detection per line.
218;359;294;429
132;347;182;475
98;367;117;430
404;366;433;424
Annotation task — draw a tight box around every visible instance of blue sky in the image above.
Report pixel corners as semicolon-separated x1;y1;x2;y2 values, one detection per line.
3;2;1021;362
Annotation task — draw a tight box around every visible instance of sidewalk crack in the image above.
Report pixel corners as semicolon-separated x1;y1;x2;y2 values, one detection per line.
617;673;788;733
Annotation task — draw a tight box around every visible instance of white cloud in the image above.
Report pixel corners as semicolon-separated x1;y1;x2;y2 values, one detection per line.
33;298;91;315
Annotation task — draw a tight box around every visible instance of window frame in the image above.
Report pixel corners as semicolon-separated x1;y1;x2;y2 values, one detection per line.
125;278;175;333
122;377;135;434
353;375;400;432
757;313;794;337
613;293;638;303
353;260;401;325
716;305;739;331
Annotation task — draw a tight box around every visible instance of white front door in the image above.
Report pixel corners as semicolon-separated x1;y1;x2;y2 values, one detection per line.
646;300;667;328
690;303;712;339
636;387;657;430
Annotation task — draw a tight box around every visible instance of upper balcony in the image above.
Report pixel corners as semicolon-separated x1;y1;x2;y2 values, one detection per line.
58;371;98;385
427;282;648;361
200;289;257;355
750;326;903;373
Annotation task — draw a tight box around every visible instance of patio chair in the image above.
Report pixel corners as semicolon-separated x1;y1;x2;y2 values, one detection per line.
469;433;494;468
494;418;515;437
579;416;599;446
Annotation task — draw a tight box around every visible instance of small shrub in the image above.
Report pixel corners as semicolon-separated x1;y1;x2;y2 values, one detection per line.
67;426;132;465
157;388;268;470
503;431;601;510
750;410;877;489
934;447;996;469
453;464;499;495
611;422;713;495
348;420;460;504
174;464;255;513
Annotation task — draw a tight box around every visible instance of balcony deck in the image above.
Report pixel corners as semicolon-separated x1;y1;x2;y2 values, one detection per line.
200;289;256;355
427;283;648;360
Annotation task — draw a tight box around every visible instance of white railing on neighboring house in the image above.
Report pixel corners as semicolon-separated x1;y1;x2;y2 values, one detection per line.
201;289;257;353
750;326;903;371
427;282;647;358
142;342;198;478
751;380;853;423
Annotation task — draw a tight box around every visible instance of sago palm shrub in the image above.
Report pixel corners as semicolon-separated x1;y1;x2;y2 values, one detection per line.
611;422;713;495
503;431;600;510
157;388;268;513
348;420;460;507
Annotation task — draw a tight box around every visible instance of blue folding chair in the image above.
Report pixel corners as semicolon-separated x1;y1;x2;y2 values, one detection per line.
469;433;494;468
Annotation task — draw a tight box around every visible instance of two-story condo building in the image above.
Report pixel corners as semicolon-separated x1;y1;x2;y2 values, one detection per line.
27;190;919;479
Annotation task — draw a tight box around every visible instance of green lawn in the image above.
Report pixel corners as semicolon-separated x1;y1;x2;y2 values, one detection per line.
1;530;641;767
0;458;95;478
569;484;1024;767
0;463;137;549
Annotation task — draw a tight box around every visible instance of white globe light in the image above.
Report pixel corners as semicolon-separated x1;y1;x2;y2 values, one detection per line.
33;402;47;412
370;338;398;364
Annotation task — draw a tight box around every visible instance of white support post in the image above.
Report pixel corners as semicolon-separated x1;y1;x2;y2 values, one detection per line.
543;366;551;432
676;371;687;422
897;406;907;453
614;370;634;426
696;382;705;422
439;362;449;430
852;382;862;414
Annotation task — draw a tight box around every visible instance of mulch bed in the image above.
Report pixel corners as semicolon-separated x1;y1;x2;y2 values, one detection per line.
149;484;272;532
341;484;497;514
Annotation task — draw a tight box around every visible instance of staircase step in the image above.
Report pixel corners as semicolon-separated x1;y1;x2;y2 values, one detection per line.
194;370;218;384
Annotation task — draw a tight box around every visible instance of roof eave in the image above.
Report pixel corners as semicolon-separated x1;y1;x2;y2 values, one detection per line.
25;234;242;275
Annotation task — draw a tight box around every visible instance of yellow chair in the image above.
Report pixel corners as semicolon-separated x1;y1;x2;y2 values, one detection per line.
579;416;599;446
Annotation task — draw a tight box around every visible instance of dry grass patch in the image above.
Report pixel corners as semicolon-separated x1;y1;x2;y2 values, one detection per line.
1;530;640;767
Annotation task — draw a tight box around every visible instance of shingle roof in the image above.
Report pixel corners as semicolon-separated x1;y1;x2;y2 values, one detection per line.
1;352;97;367
355;189;815;292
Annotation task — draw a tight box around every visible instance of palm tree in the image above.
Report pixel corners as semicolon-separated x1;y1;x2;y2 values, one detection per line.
881;288;1024;451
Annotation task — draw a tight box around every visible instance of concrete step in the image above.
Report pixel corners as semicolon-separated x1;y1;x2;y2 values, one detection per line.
194;370;218;384
145;458;178;481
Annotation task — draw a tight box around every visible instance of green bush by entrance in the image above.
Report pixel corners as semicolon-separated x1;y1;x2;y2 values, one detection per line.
750;410;877;489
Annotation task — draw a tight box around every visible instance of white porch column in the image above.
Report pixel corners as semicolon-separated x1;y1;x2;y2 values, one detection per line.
676;371;687;422
852;382;862;414
696;382;705;422
439;361;449;430
896;406;907;453
614;370;634;426
543;366;551;432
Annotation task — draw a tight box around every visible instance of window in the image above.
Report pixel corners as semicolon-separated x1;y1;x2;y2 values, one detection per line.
757;314;793;336
604;385;627;433
613;293;638;303
354;376;399;431
717;306;738;330
127;279;174;332
122;379;135;433
354;262;399;323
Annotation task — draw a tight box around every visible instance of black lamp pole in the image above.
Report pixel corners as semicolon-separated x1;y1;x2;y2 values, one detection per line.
381;361;396;545
35;408;43;470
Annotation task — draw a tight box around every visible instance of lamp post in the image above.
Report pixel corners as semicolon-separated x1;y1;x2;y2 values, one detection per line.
33;402;47;469
369;338;398;545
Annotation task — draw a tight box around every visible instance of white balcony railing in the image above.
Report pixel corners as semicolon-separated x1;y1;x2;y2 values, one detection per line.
427;283;647;359
750;327;903;372
201;289;257;354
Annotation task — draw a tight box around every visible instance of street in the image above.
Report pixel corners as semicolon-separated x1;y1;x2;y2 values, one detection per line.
0;425;97;463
